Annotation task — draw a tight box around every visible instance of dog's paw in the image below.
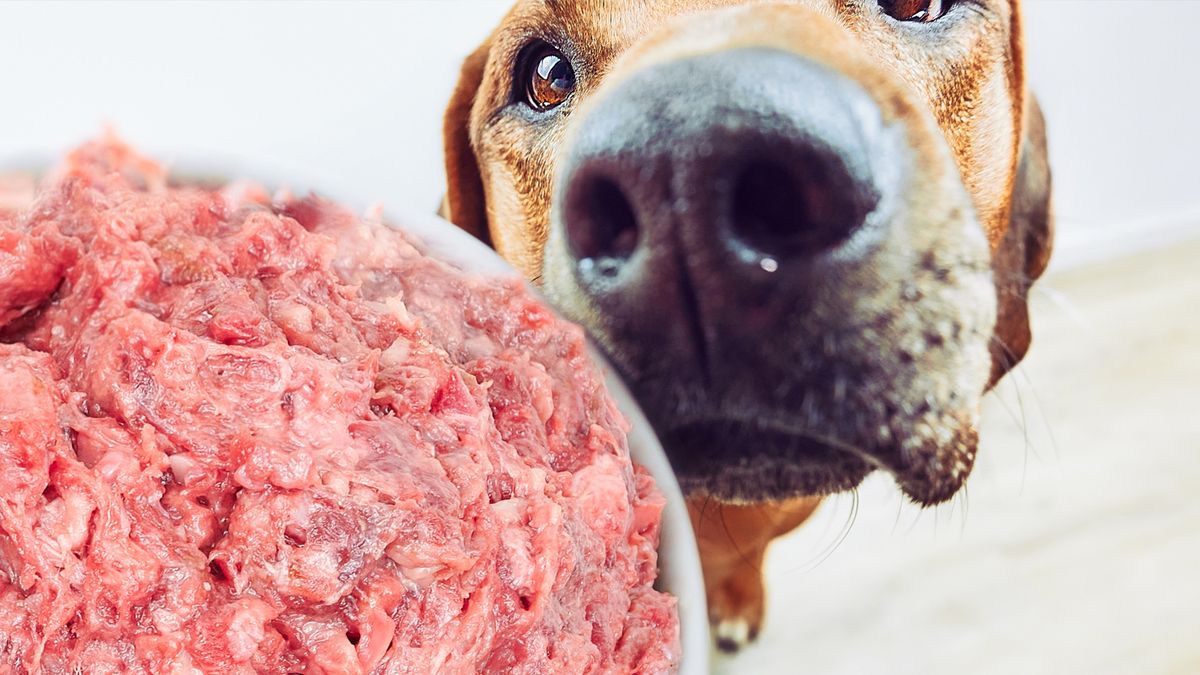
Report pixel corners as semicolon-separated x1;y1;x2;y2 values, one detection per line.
713;615;758;653
707;576;764;653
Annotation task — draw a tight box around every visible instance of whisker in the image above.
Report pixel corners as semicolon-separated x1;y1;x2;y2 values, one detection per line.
719;502;760;575
891;489;906;536
696;494;712;532
905;498;926;535
785;489;858;575
1010;361;1033;490
1012;363;1061;463
959;483;970;537
988;334;1037;491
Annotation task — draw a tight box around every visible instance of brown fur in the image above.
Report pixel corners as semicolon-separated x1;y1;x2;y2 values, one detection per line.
442;0;1051;647
688;494;822;649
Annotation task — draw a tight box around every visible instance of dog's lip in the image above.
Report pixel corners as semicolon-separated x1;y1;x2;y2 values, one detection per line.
657;416;875;500
663;414;871;463
657;414;970;505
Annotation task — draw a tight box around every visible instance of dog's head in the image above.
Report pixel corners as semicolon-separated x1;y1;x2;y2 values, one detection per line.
442;0;1052;505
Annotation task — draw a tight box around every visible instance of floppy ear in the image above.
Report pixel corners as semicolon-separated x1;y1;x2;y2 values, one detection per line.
440;40;493;245
989;94;1054;386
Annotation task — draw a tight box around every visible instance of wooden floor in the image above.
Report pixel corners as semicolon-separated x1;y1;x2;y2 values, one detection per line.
714;236;1200;674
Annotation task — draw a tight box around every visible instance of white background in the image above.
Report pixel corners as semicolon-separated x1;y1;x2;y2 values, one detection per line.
2;0;1199;269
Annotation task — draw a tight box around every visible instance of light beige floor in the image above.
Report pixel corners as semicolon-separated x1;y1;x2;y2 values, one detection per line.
714;236;1200;674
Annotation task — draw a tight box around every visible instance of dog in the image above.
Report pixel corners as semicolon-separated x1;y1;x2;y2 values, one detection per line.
440;0;1052;652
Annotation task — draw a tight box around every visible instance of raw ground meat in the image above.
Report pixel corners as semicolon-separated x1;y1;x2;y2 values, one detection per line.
0;138;679;674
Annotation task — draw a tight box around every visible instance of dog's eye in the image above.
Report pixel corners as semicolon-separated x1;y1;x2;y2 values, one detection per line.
878;0;949;22
522;42;576;112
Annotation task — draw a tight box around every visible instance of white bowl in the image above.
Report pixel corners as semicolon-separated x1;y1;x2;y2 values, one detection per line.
390;206;710;675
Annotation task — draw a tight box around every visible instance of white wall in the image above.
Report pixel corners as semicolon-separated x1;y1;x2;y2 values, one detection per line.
0;0;508;212
2;0;1197;268
1023;0;1200;266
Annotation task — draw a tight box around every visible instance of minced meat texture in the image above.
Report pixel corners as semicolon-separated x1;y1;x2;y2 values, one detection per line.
0;139;679;674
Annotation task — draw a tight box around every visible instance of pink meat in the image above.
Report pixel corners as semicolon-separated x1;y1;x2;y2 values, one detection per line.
0;185;76;331
0;138;679;674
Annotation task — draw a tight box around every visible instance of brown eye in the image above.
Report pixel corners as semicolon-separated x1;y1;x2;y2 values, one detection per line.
878;0;949;23
523;43;576;111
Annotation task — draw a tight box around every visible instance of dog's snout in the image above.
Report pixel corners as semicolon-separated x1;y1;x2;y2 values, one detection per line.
554;47;894;312
536;35;1001;509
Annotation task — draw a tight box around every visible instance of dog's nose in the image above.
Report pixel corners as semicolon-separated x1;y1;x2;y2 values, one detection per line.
555;48;894;310
564;143;875;269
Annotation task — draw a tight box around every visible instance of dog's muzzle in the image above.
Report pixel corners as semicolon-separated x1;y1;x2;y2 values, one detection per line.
543;47;995;505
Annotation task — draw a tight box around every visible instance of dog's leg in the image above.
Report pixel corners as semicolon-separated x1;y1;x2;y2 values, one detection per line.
688;495;823;652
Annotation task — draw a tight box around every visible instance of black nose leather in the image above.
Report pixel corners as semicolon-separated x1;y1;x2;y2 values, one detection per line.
557;48;890;293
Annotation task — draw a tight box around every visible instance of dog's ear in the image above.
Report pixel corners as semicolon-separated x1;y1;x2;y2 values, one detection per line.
441;41;492;245
989;94;1054;386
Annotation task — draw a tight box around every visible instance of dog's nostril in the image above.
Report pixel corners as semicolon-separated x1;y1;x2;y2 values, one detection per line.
566;175;640;276
730;158;870;258
732;161;807;253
